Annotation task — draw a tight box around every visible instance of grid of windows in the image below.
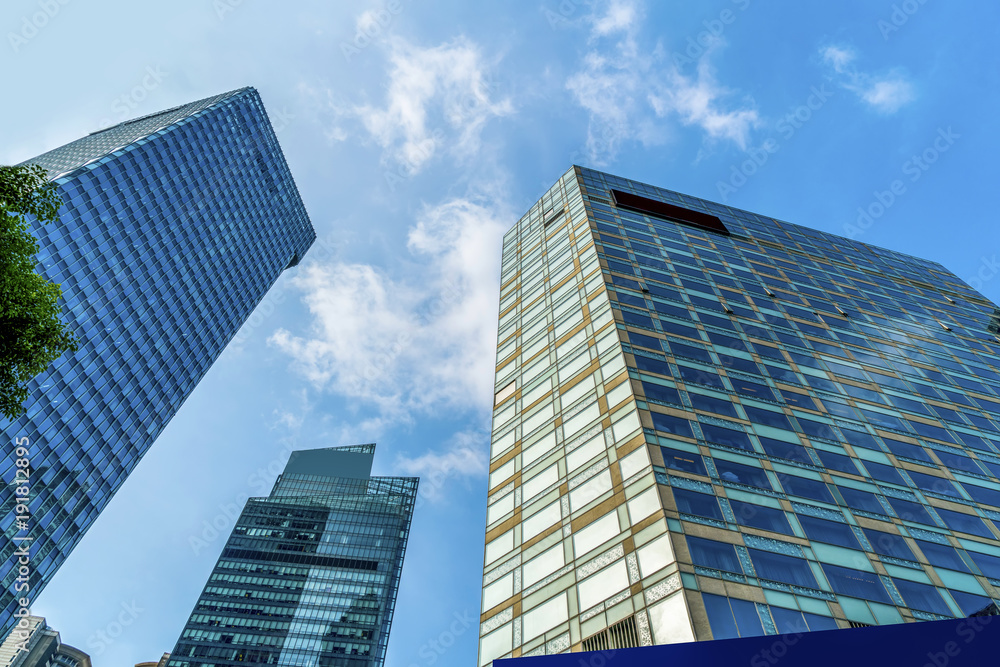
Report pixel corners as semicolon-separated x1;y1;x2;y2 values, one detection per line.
583;165;1000;636
0;88;315;634
480;165;1000;661
168;446;417;667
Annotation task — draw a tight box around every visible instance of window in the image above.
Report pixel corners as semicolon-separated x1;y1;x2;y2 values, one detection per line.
677;364;726;389
796;418;839;441
932;449;983;475
748;549;818;588
688;392;739;418
687;536;742;573
651;412;693;439
635;355;673;378
863;528;915;561
949;590;994;616
883;438;934;464
744;406;794;431
817;450;859;475
628;332;662;350
701;423;755;451
936;508;994;539
642;381;683;406
893;578;953;616
730;500;794;535
670;341;714;364
915;540;970;572
760;438;811;464
729;377;775;401
660;446;707;475
770;607;838;633
798;515;861;550
862;461;907;486
961;482;1000;508
781;476;835;503
887;497;936;526
672;488;723;521
908;471;961;498
715;460;772;490
702;594;765;640
821;564;892;604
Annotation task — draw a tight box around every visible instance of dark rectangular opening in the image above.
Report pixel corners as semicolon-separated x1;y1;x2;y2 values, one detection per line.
610;189;730;236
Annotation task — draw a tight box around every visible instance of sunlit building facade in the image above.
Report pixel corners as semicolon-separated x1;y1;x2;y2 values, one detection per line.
168;445;418;667
479;166;1000;661
0;88;315;634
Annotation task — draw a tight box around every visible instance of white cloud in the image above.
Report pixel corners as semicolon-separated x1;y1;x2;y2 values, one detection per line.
857;77;915;114
269;190;509;425
650;53;760;149
592;0;639;37
820;43;916;114
820;44;856;73
566;2;759;164
342;36;513;173
394;429;489;501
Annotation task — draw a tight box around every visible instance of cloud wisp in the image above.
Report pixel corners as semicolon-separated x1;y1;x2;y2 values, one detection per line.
820;43;916;114
565;0;760;164
308;35;513;176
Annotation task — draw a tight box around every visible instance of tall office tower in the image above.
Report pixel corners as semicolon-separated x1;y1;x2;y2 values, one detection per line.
0;88;315;633
167;444;418;667
0;615;91;667
479;166;1000;662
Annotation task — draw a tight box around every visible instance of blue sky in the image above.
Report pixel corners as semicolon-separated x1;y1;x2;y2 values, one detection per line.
2;0;999;664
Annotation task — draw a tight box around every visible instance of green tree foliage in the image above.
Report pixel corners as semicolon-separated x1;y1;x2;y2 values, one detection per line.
1;164;78;421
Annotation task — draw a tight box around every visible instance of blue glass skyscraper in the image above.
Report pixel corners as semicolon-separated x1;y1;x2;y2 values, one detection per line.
0;88;315;634
480;166;1000;660
167;444;418;667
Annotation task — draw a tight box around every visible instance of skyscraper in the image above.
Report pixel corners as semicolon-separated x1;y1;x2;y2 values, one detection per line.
479;166;1000;661
0;88;315;633
167;444;418;667
0;615;91;667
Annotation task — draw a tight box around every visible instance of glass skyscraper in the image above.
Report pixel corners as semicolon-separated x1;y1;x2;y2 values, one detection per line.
0;88;315;633
167;444;418;667
479;166;1000;661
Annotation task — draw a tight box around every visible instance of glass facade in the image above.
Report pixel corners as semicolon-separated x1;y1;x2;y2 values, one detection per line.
167;444;418;667
479;166;1000;661
0;88;315;634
